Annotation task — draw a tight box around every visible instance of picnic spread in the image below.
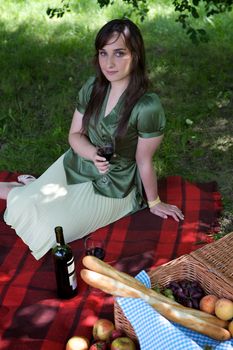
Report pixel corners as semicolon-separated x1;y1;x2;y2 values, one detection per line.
0;171;232;350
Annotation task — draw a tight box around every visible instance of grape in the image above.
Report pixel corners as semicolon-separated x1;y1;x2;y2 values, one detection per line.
152;285;161;293
179;298;190;307
176;287;184;294
168;281;180;289
180;280;189;289
166;279;206;308
169;286;177;294
190;290;203;299
183;288;190;297
176;290;186;299
190;281;199;288
186;300;193;308
196;286;205;294
192;299;200;309
163;288;173;297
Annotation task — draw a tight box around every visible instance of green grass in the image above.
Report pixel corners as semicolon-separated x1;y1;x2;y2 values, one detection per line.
0;0;233;235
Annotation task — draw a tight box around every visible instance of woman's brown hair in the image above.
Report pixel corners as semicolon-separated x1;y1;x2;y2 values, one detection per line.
82;18;149;137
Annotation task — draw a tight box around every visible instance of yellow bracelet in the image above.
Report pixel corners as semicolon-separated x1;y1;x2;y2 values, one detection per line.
148;196;161;208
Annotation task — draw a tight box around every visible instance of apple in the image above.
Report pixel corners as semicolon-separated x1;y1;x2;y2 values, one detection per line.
93;319;115;341
110;329;125;341
228;320;233;337
215;298;233;321
66;336;89;350
199;294;219;314
89;341;108;350
111;337;136;350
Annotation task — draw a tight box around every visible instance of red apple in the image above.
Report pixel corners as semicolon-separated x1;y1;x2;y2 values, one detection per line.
110;329;125;342
199;295;219;314
111;337;136;350
89;341;108;350
93;319;115;341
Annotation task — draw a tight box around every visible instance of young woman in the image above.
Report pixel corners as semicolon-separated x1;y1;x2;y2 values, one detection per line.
1;19;183;260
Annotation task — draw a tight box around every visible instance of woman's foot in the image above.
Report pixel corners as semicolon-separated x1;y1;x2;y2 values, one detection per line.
0;182;23;200
0;175;36;200
17;174;36;185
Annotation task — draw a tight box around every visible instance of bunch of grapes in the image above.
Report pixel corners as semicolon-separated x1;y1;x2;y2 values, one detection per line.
168;279;205;309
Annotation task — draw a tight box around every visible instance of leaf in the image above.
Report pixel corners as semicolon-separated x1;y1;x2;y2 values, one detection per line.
46;1;70;18
197;29;206;35
97;0;111;8
191;7;199;18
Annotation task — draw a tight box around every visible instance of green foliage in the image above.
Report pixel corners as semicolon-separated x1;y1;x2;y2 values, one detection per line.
47;0;149;21
45;0;233;42
47;0;70;18
97;0;149;21
173;0;233;43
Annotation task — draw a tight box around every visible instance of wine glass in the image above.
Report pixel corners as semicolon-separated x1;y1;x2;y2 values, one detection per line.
97;141;114;162
84;236;106;294
97;137;115;185
84;236;106;261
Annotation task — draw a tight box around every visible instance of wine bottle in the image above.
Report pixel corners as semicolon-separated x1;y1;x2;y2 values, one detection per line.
52;226;78;299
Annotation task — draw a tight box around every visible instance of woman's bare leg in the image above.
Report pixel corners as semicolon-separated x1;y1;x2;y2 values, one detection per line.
0;182;23;200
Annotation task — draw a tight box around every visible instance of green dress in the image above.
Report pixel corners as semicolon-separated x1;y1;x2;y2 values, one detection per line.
4;77;165;260
64;76;166;205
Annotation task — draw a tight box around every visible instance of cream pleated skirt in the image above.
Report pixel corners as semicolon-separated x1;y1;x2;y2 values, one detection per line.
4;153;137;260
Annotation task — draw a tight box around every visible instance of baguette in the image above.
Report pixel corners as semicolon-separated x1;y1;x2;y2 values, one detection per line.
82;256;228;329
81;269;231;341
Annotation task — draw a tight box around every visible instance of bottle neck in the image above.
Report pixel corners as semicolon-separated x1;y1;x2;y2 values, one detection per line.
55;226;65;246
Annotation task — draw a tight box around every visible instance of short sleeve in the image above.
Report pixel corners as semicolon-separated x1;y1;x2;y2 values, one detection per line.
76;76;95;114
136;93;166;138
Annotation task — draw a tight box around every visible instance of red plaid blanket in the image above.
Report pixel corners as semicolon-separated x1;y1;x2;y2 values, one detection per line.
0;172;222;350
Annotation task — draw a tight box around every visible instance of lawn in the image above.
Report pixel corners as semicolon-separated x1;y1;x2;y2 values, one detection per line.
0;0;232;235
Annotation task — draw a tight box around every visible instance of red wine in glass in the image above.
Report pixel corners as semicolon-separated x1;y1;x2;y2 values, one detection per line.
97;142;114;161
84;239;106;294
86;247;106;260
84;237;106;260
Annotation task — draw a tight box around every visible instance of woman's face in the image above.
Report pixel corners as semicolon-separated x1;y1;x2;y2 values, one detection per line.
98;33;133;87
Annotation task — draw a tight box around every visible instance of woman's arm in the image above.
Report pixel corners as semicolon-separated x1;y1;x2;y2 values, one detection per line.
135;136;184;221
68;109;109;174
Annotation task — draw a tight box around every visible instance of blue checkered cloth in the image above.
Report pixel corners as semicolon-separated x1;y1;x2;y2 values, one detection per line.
116;271;233;350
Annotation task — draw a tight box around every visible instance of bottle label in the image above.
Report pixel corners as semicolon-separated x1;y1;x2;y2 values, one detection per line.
69;272;77;290
67;257;77;290
67;257;75;274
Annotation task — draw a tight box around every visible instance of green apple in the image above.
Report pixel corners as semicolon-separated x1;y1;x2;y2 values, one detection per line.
111;337;136;350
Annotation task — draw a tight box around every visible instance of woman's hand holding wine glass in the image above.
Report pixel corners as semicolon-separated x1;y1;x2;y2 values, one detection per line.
93;153;110;174
94;138;115;182
97;141;114;162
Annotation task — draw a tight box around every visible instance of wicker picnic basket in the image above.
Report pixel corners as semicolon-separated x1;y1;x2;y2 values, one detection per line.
114;232;233;341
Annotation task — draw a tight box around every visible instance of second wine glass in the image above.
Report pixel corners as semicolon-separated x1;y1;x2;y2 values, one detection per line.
84;236;106;261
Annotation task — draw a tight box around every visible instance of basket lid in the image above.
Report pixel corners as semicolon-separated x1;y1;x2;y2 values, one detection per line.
190;232;233;287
